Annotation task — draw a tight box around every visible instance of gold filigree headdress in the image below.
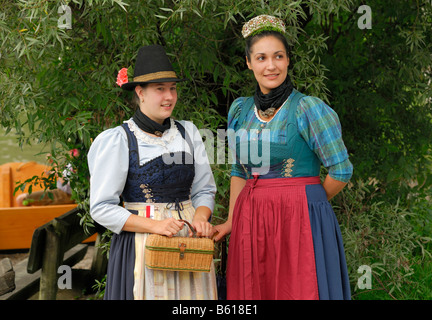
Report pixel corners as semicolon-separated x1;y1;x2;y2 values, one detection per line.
242;14;286;39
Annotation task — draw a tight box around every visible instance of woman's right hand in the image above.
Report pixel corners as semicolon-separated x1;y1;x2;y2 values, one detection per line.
210;176;245;242
152;218;184;237
212;220;232;242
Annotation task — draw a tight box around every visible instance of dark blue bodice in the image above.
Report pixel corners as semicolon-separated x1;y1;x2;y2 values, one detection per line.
120;122;195;205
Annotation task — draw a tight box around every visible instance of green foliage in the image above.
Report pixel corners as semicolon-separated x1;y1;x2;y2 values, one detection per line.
333;179;432;299
321;0;432;193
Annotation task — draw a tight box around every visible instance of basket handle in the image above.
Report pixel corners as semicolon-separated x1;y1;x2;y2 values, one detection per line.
179;219;198;238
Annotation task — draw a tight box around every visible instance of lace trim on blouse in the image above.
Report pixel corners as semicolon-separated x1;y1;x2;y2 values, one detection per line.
253;96;290;123
124;118;178;147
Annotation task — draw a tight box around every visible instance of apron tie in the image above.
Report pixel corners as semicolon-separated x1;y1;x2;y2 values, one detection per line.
166;198;184;220
249;173;260;191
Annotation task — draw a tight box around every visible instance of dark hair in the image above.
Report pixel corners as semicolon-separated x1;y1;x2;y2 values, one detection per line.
131;84;148;110
245;30;291;61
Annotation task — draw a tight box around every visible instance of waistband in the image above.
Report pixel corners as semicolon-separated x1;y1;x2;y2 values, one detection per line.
124;199;193;220
245;176;321;189
124;199;192;211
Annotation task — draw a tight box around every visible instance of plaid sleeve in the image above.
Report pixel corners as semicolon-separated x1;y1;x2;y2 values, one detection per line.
296;96;353;183
228;98;247;179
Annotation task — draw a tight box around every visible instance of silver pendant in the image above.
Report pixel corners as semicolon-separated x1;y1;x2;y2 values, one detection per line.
259;107;276;118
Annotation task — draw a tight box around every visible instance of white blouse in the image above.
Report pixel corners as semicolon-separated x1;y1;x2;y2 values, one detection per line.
87;118;216;234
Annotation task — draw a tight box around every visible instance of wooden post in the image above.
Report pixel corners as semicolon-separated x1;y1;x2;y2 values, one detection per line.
38;219;67;300
0;258;15;296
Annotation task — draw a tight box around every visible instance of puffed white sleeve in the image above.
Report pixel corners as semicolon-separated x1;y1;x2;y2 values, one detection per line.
182;121;216;214
87;126;131;234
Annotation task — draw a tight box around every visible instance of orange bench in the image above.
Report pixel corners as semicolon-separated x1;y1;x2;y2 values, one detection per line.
1;161;52;208
0;162;95;250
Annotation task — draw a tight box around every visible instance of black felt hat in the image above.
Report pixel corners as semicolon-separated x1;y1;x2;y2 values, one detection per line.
121;45;185;90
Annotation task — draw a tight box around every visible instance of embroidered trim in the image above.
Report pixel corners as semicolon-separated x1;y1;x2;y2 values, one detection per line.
282;158;295;177
125;118;178;146
140;184;155;203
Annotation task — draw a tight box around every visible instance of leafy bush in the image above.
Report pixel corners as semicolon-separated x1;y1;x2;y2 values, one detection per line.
333;179;432;299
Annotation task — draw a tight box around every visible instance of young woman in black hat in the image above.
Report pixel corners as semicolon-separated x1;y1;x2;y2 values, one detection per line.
88;45;217;300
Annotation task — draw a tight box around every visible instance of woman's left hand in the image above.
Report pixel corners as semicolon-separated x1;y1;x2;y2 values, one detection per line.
191;219;214;238
190;206;215;238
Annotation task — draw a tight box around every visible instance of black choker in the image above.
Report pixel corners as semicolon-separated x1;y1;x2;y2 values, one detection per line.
254;75;293;118
132;109;171;137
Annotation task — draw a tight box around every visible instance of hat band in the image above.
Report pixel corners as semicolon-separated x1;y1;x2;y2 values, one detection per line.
133;71;177;82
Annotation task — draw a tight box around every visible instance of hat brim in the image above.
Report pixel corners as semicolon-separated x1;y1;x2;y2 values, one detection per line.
121;78;187;91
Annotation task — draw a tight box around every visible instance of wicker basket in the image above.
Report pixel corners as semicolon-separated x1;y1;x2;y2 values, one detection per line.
145;220;214;272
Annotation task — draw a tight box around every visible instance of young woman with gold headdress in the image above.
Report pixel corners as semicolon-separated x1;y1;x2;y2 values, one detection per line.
214;15;353;300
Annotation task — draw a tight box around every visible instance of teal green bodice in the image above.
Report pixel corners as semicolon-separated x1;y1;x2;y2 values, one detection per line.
231;90;321;179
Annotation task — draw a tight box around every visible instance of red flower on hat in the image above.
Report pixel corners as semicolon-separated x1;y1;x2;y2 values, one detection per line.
116;68;129;87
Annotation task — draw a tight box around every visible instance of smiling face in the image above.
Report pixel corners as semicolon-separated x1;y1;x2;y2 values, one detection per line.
135;82;177;124
246;35;290;94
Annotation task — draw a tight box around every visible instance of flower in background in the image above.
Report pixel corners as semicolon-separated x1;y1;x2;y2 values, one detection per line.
69;149;79;158
116;67;129;87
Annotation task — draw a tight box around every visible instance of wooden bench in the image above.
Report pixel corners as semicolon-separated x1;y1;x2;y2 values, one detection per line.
26;207;107;300
0;161;97;250
0;161;49;208
0;204;89;250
